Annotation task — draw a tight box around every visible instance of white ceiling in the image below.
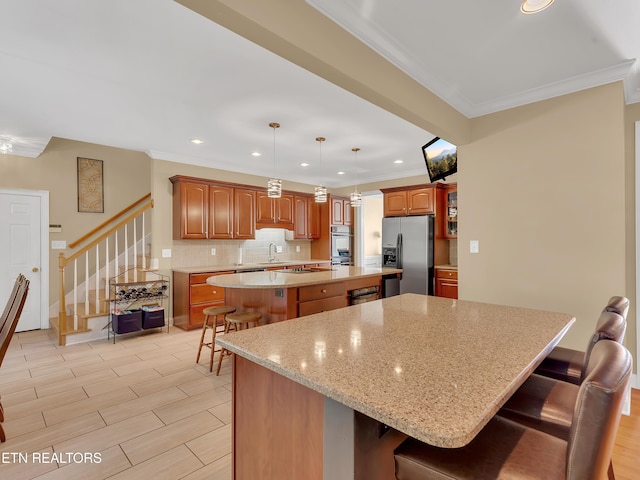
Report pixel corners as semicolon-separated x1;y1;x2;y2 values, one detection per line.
1;0;638;188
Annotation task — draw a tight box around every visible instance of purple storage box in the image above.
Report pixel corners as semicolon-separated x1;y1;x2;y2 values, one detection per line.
142;308;165;329
112;310;142;334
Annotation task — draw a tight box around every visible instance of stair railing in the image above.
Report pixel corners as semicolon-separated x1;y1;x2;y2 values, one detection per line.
56;195;153;346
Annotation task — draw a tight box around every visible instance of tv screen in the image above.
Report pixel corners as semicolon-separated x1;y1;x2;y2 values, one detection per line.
422;137;457;182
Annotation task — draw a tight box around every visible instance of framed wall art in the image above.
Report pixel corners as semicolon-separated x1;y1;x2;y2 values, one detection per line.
77;157;104;213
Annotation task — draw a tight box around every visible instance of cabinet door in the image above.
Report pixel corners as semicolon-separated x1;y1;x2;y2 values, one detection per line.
331;197;344;225
445;186;458;238
308;199;321;239
176;181;208;239
383;191;408;217
208;185;234;239
407;188;435;215
436;278;458;299
234;188;256;239
256;191;276;224
343;199;353;226
276;194;294;224
294;196;308;239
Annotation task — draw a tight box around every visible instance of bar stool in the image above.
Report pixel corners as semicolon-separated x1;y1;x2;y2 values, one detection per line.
196;305;236;372
215;311;262;376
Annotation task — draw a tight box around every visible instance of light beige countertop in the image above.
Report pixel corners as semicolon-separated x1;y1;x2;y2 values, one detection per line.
206;265;402;289
172;259;331;274
216;293;574;448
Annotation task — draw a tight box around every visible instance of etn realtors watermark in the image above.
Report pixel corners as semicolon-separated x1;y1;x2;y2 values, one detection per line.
1;452;102;464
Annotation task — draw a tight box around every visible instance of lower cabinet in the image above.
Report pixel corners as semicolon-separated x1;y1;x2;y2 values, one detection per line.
297;282;347;317
435;267;458;299
173;271;233;330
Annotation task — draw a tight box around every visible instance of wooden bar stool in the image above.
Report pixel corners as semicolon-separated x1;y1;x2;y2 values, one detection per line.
196;305;236;372
215;311;262;376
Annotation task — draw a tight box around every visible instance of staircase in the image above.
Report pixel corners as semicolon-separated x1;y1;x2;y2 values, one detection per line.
51;194;154;346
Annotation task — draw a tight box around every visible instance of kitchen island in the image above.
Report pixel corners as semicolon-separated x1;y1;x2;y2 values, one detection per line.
216;293;575;480
207;265;402;322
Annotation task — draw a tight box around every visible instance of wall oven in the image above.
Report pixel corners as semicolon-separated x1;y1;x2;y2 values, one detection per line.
330;225;353;265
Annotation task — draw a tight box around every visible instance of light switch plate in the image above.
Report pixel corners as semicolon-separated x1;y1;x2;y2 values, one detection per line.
211;248;216;256
276;245;283;253
296;246;300;252
162;248;172;258
470;240;479;254
51;240;66;249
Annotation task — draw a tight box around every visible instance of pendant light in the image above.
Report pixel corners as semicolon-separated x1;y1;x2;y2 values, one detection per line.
267;122;282;198
350;147;362;207
314;137;327;203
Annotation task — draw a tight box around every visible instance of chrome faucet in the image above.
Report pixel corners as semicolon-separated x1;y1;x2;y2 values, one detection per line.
268;242;277;263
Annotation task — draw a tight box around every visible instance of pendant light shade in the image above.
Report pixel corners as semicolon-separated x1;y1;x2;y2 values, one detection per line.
314;136;327;203
350;147;362;207
268;122;282;198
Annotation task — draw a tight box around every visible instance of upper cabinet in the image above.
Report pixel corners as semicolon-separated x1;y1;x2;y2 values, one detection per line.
445;184;457;239
293;195;320;240
170;176;255;240
382;186;436;217
330;195;353;226
256;191;294;230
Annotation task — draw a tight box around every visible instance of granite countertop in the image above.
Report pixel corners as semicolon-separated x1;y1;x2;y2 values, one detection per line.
172;259;331;274
216;294;574;448
206;265;402;289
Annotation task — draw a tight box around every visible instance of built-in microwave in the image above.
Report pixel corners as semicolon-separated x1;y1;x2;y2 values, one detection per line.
331;225;353;265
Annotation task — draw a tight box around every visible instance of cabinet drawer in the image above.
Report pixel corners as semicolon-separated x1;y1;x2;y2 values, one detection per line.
191;283;225;304
190;271;233;284
299;296;349;317
298;282;345;302
435;269;458;280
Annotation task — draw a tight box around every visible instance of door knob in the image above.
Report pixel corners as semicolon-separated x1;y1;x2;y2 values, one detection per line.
32;267;39;272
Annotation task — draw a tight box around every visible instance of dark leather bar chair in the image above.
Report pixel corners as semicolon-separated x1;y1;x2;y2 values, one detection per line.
534;296;628;385
394;340;632;480
0;276;30;442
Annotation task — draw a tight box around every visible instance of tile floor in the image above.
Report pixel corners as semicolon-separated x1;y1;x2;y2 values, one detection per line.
0;327;232;480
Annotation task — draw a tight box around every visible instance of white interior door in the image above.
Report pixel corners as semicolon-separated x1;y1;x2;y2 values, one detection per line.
0;190;48;332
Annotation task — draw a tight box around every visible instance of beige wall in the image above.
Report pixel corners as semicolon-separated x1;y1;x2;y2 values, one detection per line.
0;137;151;304
363;195;383;257
461;83;627;352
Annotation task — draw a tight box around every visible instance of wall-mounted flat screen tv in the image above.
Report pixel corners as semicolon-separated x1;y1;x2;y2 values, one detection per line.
422;137;457;182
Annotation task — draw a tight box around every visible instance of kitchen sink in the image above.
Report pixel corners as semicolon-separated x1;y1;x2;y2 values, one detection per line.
272;268;316;274
255;261;289;265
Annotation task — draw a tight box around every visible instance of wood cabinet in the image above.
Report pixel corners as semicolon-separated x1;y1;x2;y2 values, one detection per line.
435;267;458;299
444;184;458;239
330;195;352;226
170;176;256;240
297;282;348;317
256;192;294;229
383;186;436;217
293;195;321;239
173;271;234;330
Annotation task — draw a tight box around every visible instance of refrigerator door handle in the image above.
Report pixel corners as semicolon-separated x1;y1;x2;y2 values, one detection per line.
397;233;403;275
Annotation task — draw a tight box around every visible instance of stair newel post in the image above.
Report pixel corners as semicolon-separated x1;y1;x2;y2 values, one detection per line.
124;224;129;282
95;243;100;314
115;231;119;286
85;251;89;315
141;211;146;270
133;218;138;283
73;259;78;331
58;252;67;345
105;236;110;307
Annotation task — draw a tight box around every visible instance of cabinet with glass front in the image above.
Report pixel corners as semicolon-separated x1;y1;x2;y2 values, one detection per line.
445;184;457;238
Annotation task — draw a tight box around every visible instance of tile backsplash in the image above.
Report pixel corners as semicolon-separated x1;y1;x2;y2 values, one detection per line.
171;228;312;268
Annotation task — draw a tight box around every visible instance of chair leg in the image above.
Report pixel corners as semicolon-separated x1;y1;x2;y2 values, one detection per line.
196;314;210;364
0;400;3;423
209;315;219;373
608;460;615;480
216;321;233;376
0;422;5;443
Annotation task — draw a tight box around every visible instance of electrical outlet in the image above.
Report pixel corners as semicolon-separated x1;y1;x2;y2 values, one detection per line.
470;240;479;254
296;245;300;252
276;245;283;253
211;247;216;256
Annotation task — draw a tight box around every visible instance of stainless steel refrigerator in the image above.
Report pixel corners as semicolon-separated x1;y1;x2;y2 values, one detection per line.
381;216;434;295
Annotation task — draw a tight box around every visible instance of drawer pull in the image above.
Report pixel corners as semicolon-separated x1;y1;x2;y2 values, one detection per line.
321;289;327;293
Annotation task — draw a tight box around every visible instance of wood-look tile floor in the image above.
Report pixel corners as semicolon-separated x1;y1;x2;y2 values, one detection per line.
1;327;638;479
0;327;232;480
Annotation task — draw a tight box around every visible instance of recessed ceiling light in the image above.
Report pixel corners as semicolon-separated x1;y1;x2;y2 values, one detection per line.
337;171;346;175
520;0;554;14
251;151;262;157
394;159;404;164
190;138;204;144
300;162;310;167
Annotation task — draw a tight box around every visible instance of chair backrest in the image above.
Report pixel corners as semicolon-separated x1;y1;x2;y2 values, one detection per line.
604;295;629;321
580;310;626;381
566;340;631;480
0;274;25;334
0;278;29;366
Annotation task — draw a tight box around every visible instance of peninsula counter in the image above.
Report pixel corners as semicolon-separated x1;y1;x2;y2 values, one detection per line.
216;293;574;480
